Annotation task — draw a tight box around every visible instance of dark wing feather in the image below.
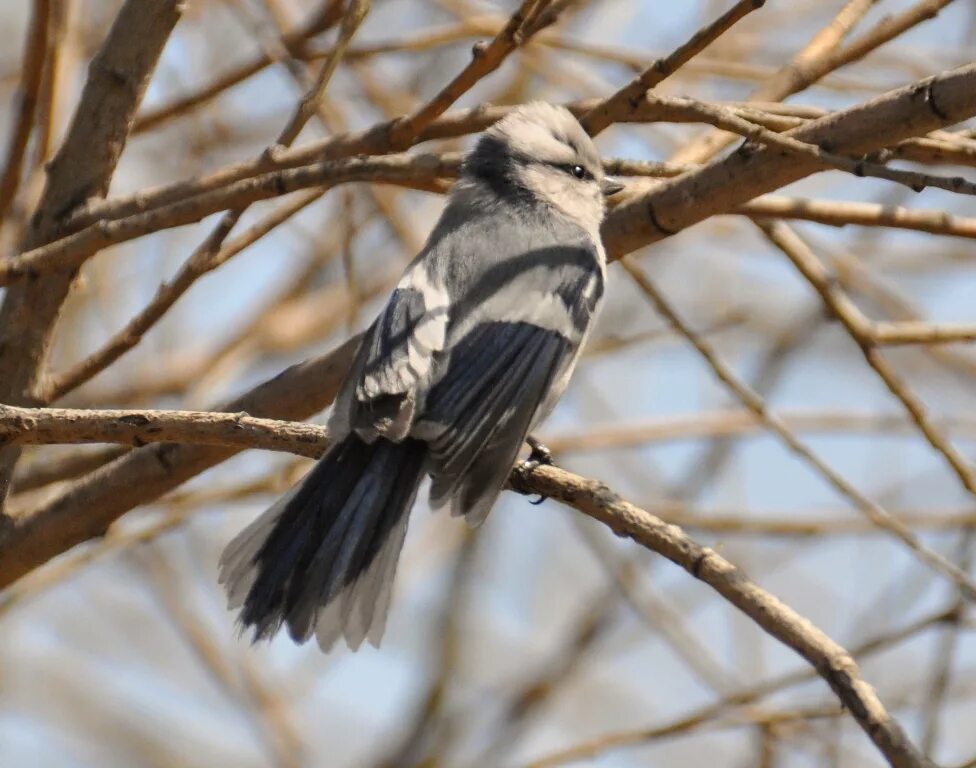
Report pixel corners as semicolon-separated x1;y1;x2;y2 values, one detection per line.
419;321;572;523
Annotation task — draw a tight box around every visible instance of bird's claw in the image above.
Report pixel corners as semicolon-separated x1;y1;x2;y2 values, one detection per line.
519;436;554;504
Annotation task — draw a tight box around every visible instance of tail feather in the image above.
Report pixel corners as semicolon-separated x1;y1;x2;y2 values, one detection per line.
218;434;426;650
219;479;305;612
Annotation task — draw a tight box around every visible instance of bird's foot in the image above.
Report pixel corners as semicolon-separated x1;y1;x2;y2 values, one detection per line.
526;435;553;467
518;435;554;504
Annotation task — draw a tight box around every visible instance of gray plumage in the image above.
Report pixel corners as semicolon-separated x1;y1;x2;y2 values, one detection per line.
219;102;620;651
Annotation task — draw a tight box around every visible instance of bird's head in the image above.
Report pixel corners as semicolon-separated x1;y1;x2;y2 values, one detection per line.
464;102;622;235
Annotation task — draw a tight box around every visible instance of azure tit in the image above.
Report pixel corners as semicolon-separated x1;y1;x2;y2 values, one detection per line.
219;102;623;651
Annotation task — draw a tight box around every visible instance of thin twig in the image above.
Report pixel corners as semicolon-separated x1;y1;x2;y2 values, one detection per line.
0;0;51;223
579;0;767;135
41;189;326;401
620;256;976;600
758;221;976;498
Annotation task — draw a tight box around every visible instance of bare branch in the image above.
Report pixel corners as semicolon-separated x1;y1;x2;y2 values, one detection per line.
508;463;933;768
579;0;766;135
0;0;51;222
0;403;329;456
0;333;361;589
603;62;976;257
0;0;186;512
621;256;976;599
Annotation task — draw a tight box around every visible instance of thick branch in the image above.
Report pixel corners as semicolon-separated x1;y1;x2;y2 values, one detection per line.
602;62;976;257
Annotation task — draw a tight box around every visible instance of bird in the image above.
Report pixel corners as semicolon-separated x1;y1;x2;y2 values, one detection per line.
218;102;623;651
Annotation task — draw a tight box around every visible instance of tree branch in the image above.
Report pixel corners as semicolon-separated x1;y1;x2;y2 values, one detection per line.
0;333;361;589
0;0;51;222
0;0;185;513
602;62;976;257
0;152;460;287
507;463;933;768
0;404;329;457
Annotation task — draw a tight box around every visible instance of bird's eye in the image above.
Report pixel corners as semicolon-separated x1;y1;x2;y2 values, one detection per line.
554;163;591;180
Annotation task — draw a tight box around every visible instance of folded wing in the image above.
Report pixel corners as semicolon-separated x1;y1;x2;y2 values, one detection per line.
419;320;573;524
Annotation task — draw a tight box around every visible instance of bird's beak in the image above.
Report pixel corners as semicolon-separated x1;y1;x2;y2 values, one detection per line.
601;176;624;196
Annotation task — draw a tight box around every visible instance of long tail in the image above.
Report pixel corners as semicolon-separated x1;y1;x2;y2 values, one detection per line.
218;435;427;651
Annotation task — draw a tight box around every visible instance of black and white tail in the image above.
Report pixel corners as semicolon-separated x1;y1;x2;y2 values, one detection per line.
218;435;427;650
